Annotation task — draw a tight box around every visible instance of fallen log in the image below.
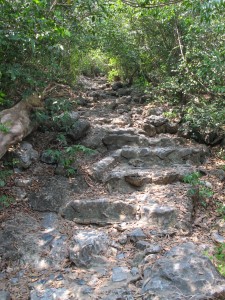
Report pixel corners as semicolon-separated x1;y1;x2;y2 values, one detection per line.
0;93;43;159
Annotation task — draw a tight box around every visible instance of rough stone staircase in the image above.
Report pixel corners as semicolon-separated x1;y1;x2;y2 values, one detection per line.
0;77;225;300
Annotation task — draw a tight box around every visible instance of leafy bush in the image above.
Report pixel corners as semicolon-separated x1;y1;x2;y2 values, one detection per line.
183;172;214;208
0;168;14;209
45;144;95;177
0;195;14;209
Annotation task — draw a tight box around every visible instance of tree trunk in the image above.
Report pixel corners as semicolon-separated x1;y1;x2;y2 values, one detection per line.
0;93;43;159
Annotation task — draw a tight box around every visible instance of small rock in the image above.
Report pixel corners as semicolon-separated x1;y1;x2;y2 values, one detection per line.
0;290;11;300
136;241;151;250
210;169;225;181
142;254;157;264
132;252;146;267
217;219;225;235
146;107;164;116
112;266;129;282
103;288;134;300
118;235;128;245
200;180;213;189
128;228;146;242
40;150;58;164
69;229;109;267
13;142;39;169
112;82;123;91
14;178;32;187
68;119;90;140
166;122;178;134
211;231;225;244
125;174;146;187
117;253;126;260
146;115;168;127
145;244;162;254
130;267;139;276
143;123;157;137
117;88;131;96
12;187;27;200
30;287;70;300
82;286;93;294
77;97;89;106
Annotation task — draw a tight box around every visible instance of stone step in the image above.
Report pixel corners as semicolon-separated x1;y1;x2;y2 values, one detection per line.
60;198;138;225
60;183;193;234
102;131;187;150
104;164;195;193
120;145;209;166
91;145;208;181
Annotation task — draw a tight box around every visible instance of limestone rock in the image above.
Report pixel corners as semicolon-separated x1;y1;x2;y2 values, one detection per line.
127;228;146;242
68;119;90;140
143;123;157;137
142;243;225;300
0;291;11;300
13;141;39;169
61;198;137;225
141;204;176;229
103;288;134;300
112;266;130;282
69;229;109;267
30;288;70;300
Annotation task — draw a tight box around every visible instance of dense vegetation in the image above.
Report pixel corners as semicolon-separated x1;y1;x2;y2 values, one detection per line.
0;0;225;141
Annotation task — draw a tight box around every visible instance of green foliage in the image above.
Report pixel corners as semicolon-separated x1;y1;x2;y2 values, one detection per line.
216;149;225;161
0;0;108;98
163;110;179;120
46;144;95;177
183;100;225;134
0;91;6;105
183;172;214;207
0;122;10;133
183;171;201;185
71;49;109;78
0;168;14;209
214;243;225;277
0;195;14;209
0;0;224;141
216;202;225;220
0;169;13;187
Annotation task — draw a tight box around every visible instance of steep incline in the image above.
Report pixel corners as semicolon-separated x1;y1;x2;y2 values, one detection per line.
0;77;225;300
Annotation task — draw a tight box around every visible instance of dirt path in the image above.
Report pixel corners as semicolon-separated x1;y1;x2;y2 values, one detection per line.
0;77;225;300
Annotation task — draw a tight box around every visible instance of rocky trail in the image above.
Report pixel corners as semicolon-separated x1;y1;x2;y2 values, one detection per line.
0;77;225;300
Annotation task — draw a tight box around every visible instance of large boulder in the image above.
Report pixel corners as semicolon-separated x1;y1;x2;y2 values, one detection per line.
142;243;225;300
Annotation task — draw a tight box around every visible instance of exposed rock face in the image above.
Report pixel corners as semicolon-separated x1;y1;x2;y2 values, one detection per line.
142;243;225;300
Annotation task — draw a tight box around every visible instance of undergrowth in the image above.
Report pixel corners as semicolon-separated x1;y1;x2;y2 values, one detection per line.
44;144;95;177
0;168;14;209
183;172;214;208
